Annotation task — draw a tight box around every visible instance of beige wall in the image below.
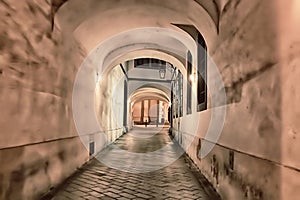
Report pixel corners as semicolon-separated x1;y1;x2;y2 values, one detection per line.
278;0;300;198
173;0;300;199
0;1;128;198
0;0;89;199
95;65;125;146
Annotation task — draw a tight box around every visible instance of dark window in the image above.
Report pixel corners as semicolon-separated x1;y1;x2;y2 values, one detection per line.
197;33;207;112
172;70;183;118
179;71;183;117
170;84;174;125
134;58;150;67
89;141;95;156
134;58;166;70
187;51;192;115
172;83;176;119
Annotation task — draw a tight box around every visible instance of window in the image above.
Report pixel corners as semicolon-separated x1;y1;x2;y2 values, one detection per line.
170;24;207;112
170;85;174;126
134;58;150;67
197;33;207;112
134;58;166;70
173;70;183;118
178;71;183;117
186;51;192;115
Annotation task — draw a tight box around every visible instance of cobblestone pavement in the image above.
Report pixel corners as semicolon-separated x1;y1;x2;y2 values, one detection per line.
49;127;221;200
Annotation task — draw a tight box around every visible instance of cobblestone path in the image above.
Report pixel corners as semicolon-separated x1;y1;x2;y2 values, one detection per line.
49;127;221;200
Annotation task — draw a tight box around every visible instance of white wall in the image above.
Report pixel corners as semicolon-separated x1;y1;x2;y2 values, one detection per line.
95;65;125;151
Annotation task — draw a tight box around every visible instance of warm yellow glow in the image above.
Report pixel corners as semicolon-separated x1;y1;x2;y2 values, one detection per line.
189;73;196;82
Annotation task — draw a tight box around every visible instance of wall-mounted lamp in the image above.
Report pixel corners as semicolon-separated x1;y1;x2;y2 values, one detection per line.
189;72;197;82
159;68;166;79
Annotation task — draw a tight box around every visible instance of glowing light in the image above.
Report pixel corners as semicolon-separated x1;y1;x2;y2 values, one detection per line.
189;73;196;82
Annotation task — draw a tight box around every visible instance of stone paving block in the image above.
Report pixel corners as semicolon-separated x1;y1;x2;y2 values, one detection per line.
97;180;110;186
84;196;99;200
123;184;137;190
138;189;153;196
91;187;104;193
100;196;115;200
122;188;138;195
110;184;123;190
60;192;79;199
135;192;153;199
104;191;121;198
120;192;136;199
118;197;131;200
106;188;121;194
77;186;92;193
71;190;86;197
166;191;181;198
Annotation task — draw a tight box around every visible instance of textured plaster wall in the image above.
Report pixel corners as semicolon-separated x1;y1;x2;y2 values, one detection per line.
177;0;300;199
0;0;89;199
278;0;300;198
95;65;125;147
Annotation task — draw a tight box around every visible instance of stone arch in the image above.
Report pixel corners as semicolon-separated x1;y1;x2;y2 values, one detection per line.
54;0;218;49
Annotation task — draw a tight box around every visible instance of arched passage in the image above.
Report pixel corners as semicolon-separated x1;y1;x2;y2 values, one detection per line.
55;0;218;49
129;86;170;127
0;0;291;199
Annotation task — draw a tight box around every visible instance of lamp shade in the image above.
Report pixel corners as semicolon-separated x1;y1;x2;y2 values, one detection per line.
159;68;166;79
